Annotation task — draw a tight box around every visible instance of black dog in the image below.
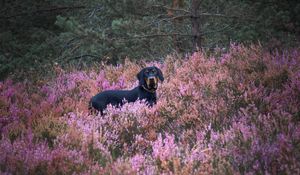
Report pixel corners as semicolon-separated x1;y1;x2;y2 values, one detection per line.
89;66;164;115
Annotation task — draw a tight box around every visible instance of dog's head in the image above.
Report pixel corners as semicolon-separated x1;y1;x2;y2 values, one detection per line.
137;66;164;92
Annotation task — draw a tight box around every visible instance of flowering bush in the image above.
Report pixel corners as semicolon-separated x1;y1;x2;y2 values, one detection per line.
1;45;300;174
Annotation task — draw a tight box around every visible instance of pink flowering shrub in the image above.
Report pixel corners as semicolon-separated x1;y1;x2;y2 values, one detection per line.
1;45;300;174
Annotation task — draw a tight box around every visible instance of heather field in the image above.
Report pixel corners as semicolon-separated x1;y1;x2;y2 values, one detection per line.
1;45;300;174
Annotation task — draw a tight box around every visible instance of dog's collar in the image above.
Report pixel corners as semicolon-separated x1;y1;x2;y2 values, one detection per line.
141;85;156;93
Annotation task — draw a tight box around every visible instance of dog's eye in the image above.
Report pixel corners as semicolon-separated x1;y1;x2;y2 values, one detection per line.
151;69;157;74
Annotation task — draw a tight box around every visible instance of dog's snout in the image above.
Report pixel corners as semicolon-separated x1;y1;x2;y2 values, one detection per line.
146;76;157;89
148;77;157;84
149;77;155;81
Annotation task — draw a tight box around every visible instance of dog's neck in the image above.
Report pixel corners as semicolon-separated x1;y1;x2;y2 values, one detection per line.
140;85;156;93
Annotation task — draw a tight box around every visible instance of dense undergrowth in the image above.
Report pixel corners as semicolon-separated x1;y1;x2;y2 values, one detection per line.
1;45;300;174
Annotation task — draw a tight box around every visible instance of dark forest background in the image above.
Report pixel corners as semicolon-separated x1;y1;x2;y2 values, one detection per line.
1;0;299;80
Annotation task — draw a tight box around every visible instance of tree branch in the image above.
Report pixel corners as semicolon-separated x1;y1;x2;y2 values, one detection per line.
170;13;256;21
116;33;193;40
151;5;190;14
0;6;86;19
62;54;100;63
71;54;99;60
116;25;232;40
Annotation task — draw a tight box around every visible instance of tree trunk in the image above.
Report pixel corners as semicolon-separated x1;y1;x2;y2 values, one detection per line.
191;0;202;50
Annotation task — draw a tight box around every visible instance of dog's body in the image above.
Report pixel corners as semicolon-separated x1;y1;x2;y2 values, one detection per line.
89;66;163;114
89;86;156;113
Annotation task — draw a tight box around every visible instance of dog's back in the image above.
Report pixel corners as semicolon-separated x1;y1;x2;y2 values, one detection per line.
90;88;139;114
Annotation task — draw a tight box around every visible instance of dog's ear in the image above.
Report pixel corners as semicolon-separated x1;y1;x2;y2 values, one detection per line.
137;69;145;85
155;67;164;82
136;69;143;81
